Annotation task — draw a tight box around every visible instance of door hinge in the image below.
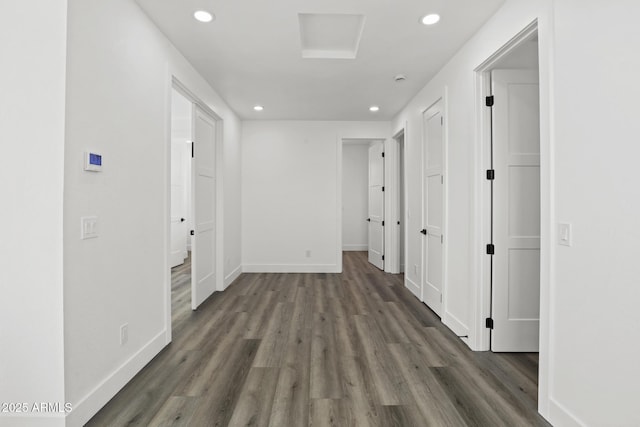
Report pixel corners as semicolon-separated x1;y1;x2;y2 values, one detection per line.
382;186;385;192
190;230;195;236
382;152;385;158
441;235;444;244
382;220;385;226
191;141;195;158
397;221;400;225
486;244;495;255
486;318;494;329
440;294;443;303
485;95;494;107
441;116;443;125
441;176;444;184
486;169;495;180
382;255;385;261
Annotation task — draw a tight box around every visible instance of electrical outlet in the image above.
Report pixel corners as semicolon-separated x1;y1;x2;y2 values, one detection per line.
120;324;128;346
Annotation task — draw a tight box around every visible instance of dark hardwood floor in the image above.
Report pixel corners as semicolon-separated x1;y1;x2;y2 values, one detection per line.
87;252;549;427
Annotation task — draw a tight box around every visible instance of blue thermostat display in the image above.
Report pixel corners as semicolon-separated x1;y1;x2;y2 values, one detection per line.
84;152;103;172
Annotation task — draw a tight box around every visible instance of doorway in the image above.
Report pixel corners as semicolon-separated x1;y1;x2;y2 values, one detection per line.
168;82;219;325
170;88;193;317
477;27;541;352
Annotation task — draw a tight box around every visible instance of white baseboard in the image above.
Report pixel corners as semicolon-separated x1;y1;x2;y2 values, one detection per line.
443;311;471;345
548;398;585;427
65;331;168;427
224;265;242;289
242;264;339;273
405;276;421;300
342;244;368;251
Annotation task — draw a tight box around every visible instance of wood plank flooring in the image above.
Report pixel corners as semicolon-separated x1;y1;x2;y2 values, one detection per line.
87;252;550;427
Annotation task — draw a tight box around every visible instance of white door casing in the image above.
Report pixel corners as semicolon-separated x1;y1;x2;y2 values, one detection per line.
191;106;217;310
422;100;444;317
491;69;541;352
368;141;385;270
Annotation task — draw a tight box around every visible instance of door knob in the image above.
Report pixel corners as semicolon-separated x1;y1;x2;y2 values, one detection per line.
367;218;371;222
420;229;427;235
180;218;186;222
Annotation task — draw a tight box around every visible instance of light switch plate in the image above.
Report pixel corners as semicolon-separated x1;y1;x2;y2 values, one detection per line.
81;216;98;239
558;223;572;246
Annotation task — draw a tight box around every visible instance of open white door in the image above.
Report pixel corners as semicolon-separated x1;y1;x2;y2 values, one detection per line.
421;101;444;317
367;141;384;270
191;106;217;310
170;140;188;268
491;69;540;352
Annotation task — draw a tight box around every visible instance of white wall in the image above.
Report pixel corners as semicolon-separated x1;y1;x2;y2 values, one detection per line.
342;144;369;251
393;0;640;425
392;0;551;345
242;121;389;272
549;1;640;425
0;1;68;426
63;0;242;425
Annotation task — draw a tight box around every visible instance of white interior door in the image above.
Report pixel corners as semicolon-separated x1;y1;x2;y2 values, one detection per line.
170;141;188;268
491;69;540;352
368;141;384;270
191;106;216;310
422;101;444;316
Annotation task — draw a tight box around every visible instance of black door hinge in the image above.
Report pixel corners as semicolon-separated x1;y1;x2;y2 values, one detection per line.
382;186;385;192
486;244;495;255
190;230;195;236
382;221;385;226
485;95;494;107
486;169;495;180
382;152;385;158
382;255;385;261
191;141;195;158
486;318;494;329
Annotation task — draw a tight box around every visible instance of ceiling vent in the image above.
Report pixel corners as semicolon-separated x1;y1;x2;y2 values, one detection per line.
298;13;366;59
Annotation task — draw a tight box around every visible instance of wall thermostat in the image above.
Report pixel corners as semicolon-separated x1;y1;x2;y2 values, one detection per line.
84;152;103;172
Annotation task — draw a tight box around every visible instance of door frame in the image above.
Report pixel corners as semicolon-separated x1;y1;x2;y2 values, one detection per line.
387;125;408;276
472;18;553;415
336;136;388;273
473;20;540;349
164;77;224;342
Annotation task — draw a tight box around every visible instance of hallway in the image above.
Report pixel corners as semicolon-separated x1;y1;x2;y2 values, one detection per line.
88;252;547;426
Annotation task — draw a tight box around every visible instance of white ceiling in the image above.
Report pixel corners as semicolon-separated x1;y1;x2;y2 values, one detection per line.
135;0;505;121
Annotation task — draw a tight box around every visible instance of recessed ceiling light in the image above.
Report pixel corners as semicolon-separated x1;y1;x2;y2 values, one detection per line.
421;14;440;25
194;10;214;23
369;106;380;112
253;105;264;111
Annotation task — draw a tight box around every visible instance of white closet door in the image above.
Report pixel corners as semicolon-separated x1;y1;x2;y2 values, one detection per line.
368;141;385;270
191;106;216;310
491;69;541;352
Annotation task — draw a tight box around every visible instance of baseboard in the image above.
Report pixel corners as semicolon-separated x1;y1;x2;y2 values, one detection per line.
65;331;168;427
443;311;470;345
224;265;242;289
548;398;585;427
405;276;421;300
342;244;368;251
242;264;339;273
